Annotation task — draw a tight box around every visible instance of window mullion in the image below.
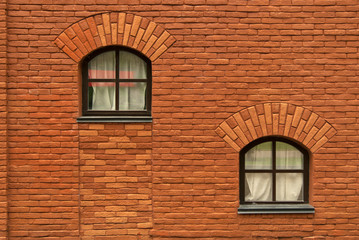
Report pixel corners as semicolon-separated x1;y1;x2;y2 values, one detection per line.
239;137;310;207
81;46;151;118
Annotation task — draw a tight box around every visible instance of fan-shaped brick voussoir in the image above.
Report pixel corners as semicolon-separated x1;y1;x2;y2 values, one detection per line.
216;103;337;153
54;12;176;62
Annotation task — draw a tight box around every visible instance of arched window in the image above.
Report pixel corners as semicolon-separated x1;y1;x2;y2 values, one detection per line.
239;137;314;214
80;46;151;122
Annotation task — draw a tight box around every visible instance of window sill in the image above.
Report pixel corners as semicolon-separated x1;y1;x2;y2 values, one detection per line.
238;204;315;214
77;116;152;123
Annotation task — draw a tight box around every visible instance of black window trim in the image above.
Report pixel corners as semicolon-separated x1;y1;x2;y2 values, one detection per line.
238;136;314;214
77;46;152;123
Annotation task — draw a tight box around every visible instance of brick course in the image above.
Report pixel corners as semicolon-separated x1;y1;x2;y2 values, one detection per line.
0;0;7;239
3;0;359;239
79;123;153;239
216;103;337;152
54;12;176;63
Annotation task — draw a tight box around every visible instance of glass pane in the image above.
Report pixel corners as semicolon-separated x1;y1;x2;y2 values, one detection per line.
88;51;116;79
88;82;115;110
245;142;272;169
119;51;147;79
245;173;272;202
276;173;303;201
119;82;147;110
276;142;303;169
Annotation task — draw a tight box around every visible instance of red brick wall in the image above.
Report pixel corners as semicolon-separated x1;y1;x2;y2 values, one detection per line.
5;0;359;239
79;123;153;239
6;1;80;237
0;0;7;239
216;103;337;153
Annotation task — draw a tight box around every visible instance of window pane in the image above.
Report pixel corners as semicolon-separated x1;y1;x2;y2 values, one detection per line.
119;51;147;79
88;82;115;110
88;51;115;79
276;173;303;201
245;142;272;169
276;142;303;169
119;82;147;110
245;173;272;202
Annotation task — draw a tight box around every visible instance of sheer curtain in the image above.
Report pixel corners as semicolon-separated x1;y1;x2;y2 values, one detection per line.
119;51;147;110
276;142;303;201
245;173;272;201
244;141;304;202
245;142;272;201
276;173;303;201
88;51;116;110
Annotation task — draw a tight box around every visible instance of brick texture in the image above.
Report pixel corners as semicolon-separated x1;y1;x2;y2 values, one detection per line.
79;123;153;239
4;0;359;239
0;0;7;239
217;102;337;152
54;12;176;62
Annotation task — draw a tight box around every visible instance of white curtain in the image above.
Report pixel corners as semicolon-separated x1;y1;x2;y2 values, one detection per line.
87;50;147;111
91;83;115;110
245;173;272;201
245;142;272;201
276;142;303;169
245;141;303;202
88;51;115;79
88;51;116;110
275;142;304;201
119;51;147;110
276;173;303;201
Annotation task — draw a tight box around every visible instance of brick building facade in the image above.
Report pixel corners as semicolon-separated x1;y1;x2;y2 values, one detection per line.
1;0;359;239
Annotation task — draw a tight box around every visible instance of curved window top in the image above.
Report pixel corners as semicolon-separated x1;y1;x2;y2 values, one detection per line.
78;46;152;123
239;137;314;214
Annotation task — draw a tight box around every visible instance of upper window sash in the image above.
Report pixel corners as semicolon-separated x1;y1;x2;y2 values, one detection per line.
80;46;152;119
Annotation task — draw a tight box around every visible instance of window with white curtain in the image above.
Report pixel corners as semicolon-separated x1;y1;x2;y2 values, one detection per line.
240;137;309;204
81;46;151;120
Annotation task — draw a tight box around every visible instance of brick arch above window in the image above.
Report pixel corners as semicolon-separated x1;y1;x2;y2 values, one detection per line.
216;103;337;153
54;12;176;63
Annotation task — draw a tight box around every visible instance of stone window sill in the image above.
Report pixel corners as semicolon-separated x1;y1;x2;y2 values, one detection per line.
77;116;152;123
238;204;315;214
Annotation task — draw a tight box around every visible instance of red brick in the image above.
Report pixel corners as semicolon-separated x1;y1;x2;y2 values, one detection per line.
5;2;358;239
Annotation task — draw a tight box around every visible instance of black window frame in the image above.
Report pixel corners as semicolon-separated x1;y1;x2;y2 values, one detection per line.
78;46;152;122
238;136;314;214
